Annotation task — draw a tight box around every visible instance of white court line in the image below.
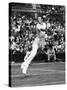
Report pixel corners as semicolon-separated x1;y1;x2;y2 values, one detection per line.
11;69;65;78
12;68;65;73
29;68;65;73
10;62;65;66
43;81;65;85
25;81;65;86
23;81;65;86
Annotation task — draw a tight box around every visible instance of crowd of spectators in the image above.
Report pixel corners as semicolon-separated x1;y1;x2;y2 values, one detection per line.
9;14;37;54
9;7;65;56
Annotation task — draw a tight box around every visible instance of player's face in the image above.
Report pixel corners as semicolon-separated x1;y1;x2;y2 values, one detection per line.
38;17;42;23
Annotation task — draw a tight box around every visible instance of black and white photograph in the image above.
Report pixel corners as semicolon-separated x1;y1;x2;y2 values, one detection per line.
9;2;65;87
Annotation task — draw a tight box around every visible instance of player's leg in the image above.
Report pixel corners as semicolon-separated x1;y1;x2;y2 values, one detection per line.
21;48;38;74
25;48;37;67
54;54;56;61
24;52;30;61
48;54;51;62
21;43;38;74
